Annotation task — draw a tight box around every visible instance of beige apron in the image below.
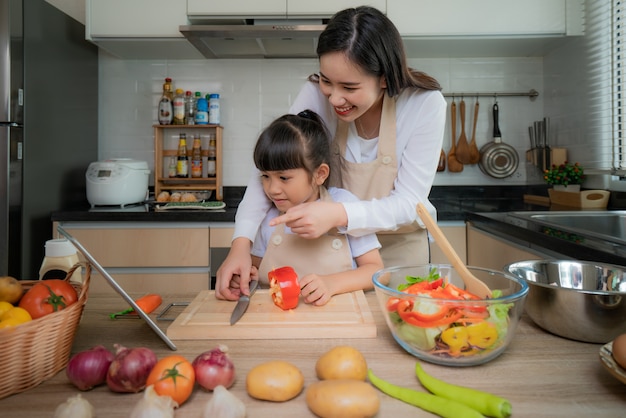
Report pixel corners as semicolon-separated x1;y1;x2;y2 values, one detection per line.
329;94;429;266
258;187;354;284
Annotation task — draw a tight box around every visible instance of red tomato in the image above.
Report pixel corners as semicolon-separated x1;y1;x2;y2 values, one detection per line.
269;266;300;310
18;279;78;319
146;355;195;406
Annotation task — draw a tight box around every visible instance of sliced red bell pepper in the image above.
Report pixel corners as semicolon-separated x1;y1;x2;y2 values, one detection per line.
404;277;444;294
396;299;463;327
268;266;300;310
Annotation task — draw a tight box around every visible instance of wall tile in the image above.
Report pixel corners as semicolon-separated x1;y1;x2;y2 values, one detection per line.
98;52;545;187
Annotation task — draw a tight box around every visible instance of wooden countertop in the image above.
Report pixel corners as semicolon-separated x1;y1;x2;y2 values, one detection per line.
1;291;625;417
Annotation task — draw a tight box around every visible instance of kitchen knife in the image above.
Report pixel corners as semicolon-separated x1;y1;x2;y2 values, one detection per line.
229;280;259;325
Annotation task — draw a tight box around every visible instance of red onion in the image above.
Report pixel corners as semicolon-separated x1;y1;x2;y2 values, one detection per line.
192;344;236;391
106;344;157;393
66;345;114;391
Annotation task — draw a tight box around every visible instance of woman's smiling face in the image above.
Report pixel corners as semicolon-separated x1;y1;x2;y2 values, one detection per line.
318;51;386;122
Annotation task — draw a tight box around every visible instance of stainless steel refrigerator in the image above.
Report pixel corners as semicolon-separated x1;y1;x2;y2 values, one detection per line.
1;0;98;279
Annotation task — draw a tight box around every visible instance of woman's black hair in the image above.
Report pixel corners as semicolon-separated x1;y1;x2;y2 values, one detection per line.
254;110;331;180
310;6;441;95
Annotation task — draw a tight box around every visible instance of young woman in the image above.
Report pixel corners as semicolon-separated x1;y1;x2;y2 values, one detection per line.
239;110;383;306
216;6;446;300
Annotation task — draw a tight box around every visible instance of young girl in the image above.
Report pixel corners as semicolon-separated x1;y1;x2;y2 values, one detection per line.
247;110;383;306
216;6;445;300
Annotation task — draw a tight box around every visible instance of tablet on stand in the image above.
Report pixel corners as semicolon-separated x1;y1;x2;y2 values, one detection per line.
57;225;177;351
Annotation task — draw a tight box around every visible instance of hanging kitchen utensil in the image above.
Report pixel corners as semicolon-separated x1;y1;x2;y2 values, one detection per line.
468;98;480;164
455;98;471;164
437;149;446;172
447;98;463;172
479;101;519;178
527;126;536;165
543;117;551;171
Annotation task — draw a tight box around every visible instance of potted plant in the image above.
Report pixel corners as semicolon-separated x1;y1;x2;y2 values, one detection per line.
543;161;585;192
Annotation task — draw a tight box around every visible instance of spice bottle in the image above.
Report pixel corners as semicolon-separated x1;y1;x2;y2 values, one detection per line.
176;133;189;178
158;79;173;125
207;134;216;177
195;98;209;125
208;93;220;124
173;88;186;125
191;135;203;178
39;239;82;283
184;90;195;125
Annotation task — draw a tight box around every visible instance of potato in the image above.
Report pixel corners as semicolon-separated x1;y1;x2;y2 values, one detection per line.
246;360;304;402
316;346;368;381
305;379;380;418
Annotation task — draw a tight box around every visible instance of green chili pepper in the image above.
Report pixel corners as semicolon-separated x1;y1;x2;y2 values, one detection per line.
415;362;512;418
367;369;484;418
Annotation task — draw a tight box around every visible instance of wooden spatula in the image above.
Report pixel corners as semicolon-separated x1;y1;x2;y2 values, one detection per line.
455;98;471;164
416;203;492;298
447;100;463;173
468;100;481;164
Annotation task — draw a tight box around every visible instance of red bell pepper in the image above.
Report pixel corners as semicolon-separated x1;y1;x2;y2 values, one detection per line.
396;299;463;327
268;266;300;310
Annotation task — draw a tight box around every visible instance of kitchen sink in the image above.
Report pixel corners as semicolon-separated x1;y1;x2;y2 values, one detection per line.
508;211;626;245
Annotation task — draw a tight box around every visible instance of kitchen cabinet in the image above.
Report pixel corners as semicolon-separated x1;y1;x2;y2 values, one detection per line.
154;124;224;201
85;0;203;59
429;222;467;264
53;222;212;295
466;224;542;271
186;0;386;19
389;0;582;37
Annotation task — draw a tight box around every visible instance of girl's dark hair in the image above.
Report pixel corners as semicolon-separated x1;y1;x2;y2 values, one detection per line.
310;6;441;95
254;110;331;179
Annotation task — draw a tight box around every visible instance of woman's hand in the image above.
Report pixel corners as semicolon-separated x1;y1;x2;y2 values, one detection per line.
269;201;347;239
215;237;254;300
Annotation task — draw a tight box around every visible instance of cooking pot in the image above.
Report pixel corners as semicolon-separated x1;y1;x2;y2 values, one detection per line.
479;103;519;178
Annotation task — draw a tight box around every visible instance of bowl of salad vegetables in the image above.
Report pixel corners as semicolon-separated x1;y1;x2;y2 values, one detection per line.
372;264;529;366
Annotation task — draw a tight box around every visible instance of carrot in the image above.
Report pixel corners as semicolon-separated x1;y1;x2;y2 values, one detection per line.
109;294;162;319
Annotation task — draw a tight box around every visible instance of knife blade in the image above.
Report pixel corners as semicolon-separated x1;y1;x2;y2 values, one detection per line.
229;280;258;325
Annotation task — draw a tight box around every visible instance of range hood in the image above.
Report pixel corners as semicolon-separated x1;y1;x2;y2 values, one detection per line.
180;20;326;59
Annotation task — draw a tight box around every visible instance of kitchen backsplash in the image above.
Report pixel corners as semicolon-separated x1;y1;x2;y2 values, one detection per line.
98;52;548;187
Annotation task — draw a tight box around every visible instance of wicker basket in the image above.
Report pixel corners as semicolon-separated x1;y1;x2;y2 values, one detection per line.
0;263;90;399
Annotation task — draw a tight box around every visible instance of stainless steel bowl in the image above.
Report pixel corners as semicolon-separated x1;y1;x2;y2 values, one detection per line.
504;260;626;343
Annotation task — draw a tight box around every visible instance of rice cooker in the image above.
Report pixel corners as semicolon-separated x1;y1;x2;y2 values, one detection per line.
86;159;150;207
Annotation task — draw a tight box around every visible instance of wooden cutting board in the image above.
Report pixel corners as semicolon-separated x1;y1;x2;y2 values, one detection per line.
166;289;377;340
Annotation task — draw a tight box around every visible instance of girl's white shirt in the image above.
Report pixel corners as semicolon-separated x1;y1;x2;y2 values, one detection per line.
251;187;382;267
234;81;447;241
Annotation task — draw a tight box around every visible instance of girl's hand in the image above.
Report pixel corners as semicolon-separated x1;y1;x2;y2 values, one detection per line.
299;274;334;306
215;238;253;300
269;201;347;239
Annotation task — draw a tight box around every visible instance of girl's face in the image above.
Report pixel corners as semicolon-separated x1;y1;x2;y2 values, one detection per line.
260;165;328;213
318;51;386;122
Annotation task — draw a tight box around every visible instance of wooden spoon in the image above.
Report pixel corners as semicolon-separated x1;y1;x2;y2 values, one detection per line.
455;98;471;164
416;203;492;298
447;100;463;172
437;149;446;172
468;100;481;164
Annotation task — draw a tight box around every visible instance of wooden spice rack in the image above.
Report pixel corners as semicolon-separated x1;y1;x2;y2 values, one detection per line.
154;124;223;200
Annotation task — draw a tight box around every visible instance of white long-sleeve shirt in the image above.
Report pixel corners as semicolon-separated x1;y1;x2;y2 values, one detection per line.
234;81;447;241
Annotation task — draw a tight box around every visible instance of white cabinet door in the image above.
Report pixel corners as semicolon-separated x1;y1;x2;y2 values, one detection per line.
187;0;286;18
288;0;386;16
88;0;188;38
389;0;570;37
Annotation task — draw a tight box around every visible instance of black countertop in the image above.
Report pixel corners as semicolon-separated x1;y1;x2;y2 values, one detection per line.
52;185;552;223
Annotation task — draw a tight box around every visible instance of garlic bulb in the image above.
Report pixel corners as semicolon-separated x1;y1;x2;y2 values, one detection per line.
202;385;246;418
130;385;178;418
54;394;96;418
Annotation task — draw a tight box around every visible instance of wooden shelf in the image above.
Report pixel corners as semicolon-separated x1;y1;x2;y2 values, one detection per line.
154;124;223;200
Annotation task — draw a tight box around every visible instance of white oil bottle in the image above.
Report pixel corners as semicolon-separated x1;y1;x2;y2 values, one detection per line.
39;239;82;283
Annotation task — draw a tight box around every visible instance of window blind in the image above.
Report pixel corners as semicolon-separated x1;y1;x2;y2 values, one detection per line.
613;0;626;171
